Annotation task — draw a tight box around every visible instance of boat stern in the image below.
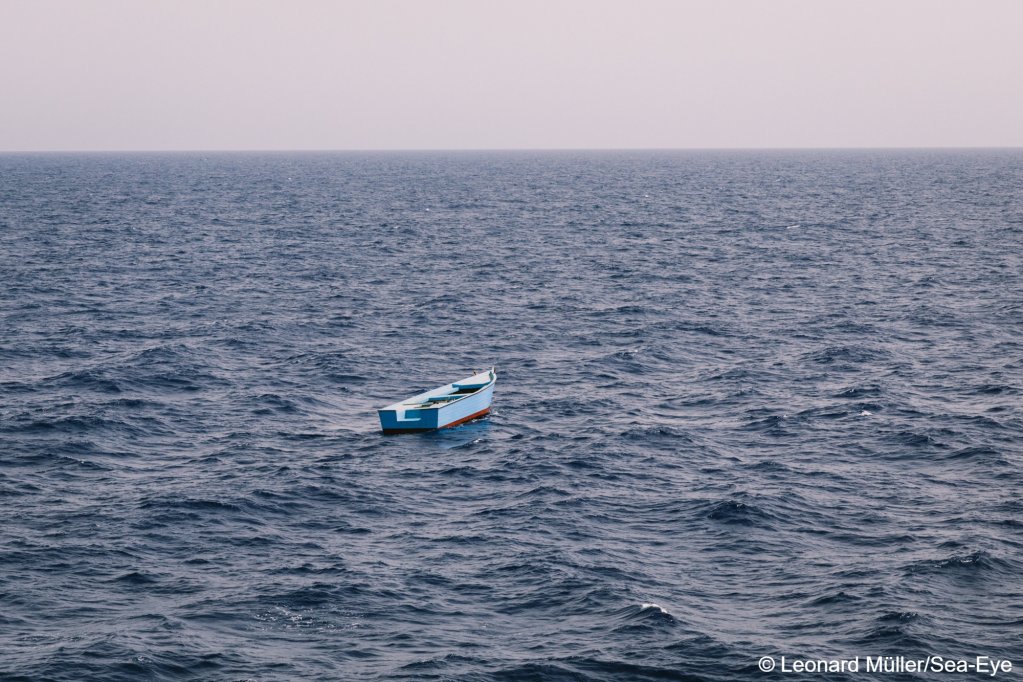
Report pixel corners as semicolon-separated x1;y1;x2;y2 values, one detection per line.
378;405;439;433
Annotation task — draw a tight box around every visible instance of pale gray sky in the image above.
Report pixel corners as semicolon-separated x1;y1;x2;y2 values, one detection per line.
1;0;1021;151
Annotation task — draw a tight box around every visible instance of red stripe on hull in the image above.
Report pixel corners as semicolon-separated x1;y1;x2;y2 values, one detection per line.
441;407;491;429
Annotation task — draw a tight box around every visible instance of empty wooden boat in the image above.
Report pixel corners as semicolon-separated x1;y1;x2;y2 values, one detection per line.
378;368;496;434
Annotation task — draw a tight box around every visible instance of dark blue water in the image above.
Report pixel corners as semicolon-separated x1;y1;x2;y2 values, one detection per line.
1;150;1021;681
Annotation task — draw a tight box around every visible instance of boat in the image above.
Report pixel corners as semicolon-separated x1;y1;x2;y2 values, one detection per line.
378;368;496;434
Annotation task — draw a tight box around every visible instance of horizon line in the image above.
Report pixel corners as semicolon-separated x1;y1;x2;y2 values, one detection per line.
2;145;1022;155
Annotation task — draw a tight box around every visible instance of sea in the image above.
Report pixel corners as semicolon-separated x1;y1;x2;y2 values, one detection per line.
1;150;1021;681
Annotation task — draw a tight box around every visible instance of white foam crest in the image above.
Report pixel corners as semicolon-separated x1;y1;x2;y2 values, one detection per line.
640;602;670;614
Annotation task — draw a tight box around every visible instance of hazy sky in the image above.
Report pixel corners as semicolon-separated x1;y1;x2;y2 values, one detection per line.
1;0;1021;151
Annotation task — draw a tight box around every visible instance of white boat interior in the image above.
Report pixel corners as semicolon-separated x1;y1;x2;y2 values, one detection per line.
387;370;495;411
